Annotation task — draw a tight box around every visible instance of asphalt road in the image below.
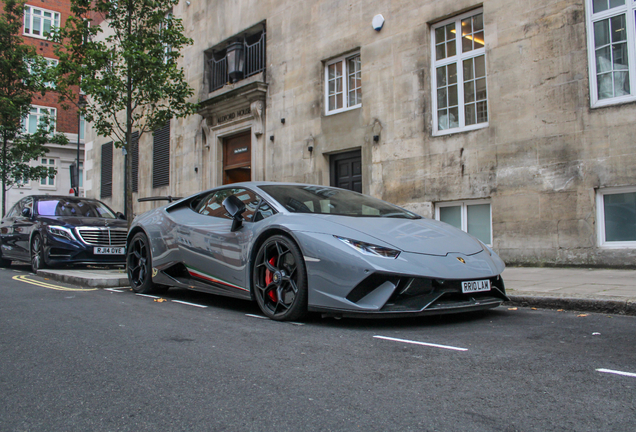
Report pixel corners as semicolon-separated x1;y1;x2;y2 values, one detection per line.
1;265;635;432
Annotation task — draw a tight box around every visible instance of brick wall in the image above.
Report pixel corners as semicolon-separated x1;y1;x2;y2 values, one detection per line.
20;0;79;134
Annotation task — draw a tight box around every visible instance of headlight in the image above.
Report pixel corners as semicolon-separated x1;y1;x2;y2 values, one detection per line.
47;225;76;241
334;236;400;259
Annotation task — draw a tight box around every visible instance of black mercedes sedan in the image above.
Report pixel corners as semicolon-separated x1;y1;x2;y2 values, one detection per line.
0;196;127;272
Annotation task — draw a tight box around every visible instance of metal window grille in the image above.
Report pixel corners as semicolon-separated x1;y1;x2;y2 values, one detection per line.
101;142;113;198
208;30;266;92
153;121;170;188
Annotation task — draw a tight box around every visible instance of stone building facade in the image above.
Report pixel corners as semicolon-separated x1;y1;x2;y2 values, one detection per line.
87;0;636;267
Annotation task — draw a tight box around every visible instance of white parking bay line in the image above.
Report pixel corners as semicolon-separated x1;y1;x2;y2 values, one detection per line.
596;368;636;378
105;288;124;293
246;314;268;320
135;293;160;299
373;335;468;352
171;300;207;308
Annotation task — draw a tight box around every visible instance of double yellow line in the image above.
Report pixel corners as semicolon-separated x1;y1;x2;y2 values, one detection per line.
12;275;97;292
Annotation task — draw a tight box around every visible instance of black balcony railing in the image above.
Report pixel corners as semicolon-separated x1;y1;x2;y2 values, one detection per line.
208;30;266;93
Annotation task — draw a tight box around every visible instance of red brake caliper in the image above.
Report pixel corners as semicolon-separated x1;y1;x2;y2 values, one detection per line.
265;256;278;302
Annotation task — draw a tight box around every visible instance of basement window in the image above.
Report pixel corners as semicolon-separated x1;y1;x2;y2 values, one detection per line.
435;199;492;245
596;186;636;247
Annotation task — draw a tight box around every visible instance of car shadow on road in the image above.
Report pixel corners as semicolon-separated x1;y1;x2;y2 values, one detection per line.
143;286;510;329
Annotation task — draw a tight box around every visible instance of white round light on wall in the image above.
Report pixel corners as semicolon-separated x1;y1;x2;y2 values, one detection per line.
372;14;385;32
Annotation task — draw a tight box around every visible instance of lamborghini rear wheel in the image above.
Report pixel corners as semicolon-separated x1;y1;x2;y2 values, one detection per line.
253;235;308;321
127;232;166;294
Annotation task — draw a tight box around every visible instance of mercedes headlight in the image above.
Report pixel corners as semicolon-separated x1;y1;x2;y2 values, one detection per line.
47;225;76;241
334;236;400;259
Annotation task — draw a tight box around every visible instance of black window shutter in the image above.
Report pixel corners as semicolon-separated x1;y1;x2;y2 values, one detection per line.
131;131;139;193
101;142;113;198
153;121;170;188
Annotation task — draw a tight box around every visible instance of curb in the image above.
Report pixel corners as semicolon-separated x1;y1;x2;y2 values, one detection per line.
37;270;130;288
506;295;636;316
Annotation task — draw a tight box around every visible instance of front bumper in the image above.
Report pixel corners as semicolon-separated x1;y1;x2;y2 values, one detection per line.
309;273;507;318
43;233;126;266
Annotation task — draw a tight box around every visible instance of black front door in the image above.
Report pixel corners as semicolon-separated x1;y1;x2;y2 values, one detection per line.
330;150;362;193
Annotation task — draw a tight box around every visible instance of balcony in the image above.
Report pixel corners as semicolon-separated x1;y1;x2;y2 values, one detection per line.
207;26;266;93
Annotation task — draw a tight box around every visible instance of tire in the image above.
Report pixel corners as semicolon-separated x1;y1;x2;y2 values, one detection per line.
127;232;166;294
253;235;308;321
31;234;47;273
0;253;10;268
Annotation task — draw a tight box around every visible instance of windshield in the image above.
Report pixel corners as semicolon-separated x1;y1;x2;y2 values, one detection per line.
259;185;420;219
37;199;117;219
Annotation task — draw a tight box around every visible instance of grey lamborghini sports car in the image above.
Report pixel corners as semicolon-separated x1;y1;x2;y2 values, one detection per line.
127;182;507;321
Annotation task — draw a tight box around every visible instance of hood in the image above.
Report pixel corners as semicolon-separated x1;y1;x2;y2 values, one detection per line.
37;216;128;229
311;215;483;256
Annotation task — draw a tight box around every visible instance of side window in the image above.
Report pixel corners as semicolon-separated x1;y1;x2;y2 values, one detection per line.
254;201;276;222
195;188;260;221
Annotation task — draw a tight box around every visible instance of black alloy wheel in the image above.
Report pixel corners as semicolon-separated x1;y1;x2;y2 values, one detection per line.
127;232;165;294
30;234;47;273
253;235;308;321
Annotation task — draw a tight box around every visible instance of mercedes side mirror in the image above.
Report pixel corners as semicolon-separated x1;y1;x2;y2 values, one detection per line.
21;207;32;218
223;195;246;232
116;212;126;220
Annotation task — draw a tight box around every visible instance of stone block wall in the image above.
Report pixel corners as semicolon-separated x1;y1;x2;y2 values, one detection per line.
87;0;636;266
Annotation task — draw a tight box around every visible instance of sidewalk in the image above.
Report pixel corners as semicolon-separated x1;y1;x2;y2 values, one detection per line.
502;267;636;315
37;266;636;315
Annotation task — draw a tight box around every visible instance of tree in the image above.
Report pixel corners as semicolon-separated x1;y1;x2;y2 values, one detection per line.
0;0;68;217
51;0;198;226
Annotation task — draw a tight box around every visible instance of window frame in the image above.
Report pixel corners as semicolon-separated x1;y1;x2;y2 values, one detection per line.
39;157;56;189
23;5;61;39
193;188;269;223
431;8;489;136
324;51;362;115
585;0;636;107
434;199;493;245
596;185;636;248
22;105;57;134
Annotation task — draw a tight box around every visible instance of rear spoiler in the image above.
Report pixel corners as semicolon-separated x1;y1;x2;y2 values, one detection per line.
138;196;183;203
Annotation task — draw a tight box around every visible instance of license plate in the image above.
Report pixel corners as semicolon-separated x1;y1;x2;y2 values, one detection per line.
94;247;125;255
461;279;491;293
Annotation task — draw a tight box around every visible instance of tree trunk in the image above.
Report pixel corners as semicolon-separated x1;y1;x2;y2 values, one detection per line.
2;135;7;218
125;1;134;228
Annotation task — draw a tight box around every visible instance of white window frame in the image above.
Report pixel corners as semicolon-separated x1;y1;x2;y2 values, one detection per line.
435;199;492;245
431;8;489;136
39;158;57;189
324;51;362;115
26;57;58;88
585;0;636;107
161;12;173;64
23;5;60;39
22;105;57;134
596;185;636;248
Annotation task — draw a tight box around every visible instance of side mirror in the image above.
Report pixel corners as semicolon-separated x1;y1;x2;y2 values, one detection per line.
21;207;32;218
222;195;246;232
116;212;126;220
